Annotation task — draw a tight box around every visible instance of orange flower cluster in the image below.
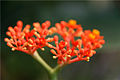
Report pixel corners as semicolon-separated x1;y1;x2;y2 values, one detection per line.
5;20;105;64
4;21;55;54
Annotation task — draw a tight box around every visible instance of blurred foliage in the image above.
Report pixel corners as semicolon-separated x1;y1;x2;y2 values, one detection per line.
1;1;120;80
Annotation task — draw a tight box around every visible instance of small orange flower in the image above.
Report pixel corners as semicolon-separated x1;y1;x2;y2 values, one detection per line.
93;29;100;36
68;19;77;25
89;33;95;39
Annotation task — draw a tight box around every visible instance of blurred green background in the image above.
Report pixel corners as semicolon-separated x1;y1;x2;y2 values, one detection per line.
1;1;120;80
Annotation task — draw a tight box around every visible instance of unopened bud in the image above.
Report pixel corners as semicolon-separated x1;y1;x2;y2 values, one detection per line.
47;38;54;42
65;42;67;45
4;38;9;42
53;56;57;59
47;44;53;48
48;30;52;35
29;39;33;43
6;32;11;37
41;48;45;51
54;35;58;41
74;50;78;54
23;47;27;50
28;44;32;47
34;32;40;38
67;55;71;58
33;28;37;31
11;48;15;51
86;57;90;62
50;49;56;55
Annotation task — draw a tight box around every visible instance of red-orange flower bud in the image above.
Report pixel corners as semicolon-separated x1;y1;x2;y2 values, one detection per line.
54;35;58;41
45;20;50;27
17;20;23;30
59;41;66;49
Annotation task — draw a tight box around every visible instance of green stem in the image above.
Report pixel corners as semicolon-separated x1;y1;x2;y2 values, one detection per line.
32;51;53;73
32;50;64;80
49;72;58;80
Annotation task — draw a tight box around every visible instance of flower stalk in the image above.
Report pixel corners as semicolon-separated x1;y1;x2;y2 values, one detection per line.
49;72;58;80
32;50;63;80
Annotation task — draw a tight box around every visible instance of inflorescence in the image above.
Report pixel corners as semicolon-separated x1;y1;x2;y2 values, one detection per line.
5;20;105;64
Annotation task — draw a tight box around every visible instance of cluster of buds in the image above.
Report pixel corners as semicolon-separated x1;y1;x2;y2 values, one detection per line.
4;20;56;55
5;20;105;64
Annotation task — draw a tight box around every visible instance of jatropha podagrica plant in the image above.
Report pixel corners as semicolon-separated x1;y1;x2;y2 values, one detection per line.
4;20;105;80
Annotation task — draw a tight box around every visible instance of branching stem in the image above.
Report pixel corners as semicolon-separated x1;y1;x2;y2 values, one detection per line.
32;50;64;80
